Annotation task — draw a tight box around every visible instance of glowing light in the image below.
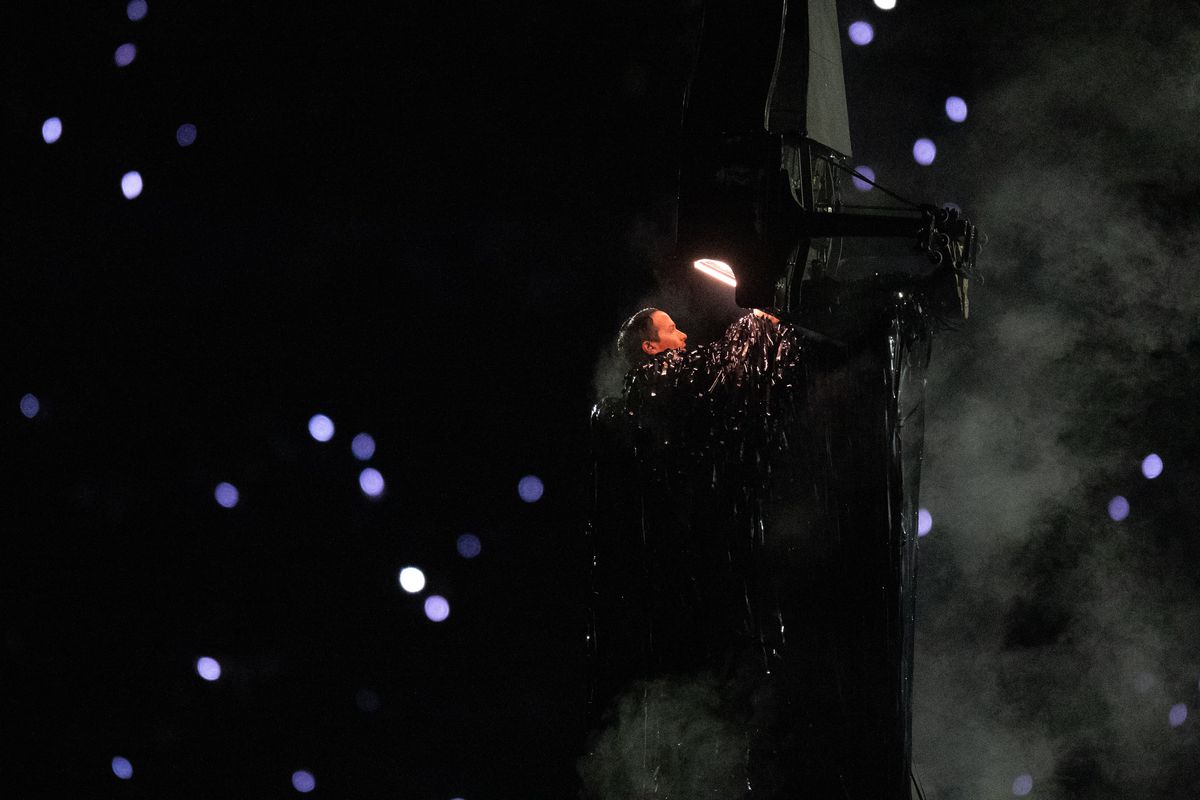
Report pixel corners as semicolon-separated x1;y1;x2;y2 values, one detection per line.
20;393;40;418
398;566;426;593
424;594;450;622
912;138;937;166
176;123;197;147
1142;453;1163;479
214;482;239;508
121;171;143;199
127;0;148;21
1012;774;1033;796
848;21;874;46
693;259;737;287
292;770;316;793
457;533;482;559
851;165;876;192
114;43;138;67
1107;495;1129;521
196;656;221;681
917;508;932;536
359;467;384;497
351;432;376;460
42;117;62;144
1170;703;1188;727
945;96;968;123
355;688;381;712
873;0;896;8
307;413;334;442
111;756;133;780
518;474;544;503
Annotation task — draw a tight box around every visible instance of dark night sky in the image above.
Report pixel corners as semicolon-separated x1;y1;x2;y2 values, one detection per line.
7;1;1200;798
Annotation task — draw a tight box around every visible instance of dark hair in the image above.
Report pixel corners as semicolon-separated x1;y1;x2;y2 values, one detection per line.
617;307;660;367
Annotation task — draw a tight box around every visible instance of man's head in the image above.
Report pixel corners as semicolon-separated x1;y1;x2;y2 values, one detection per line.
617;308;688;366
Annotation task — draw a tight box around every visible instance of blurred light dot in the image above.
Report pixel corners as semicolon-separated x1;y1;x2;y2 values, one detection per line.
1108;495;1129;521
355;688;380;712
424;594;450;622
917;508;932;536
351;432;376;460
518;474;544;503
127;0;148;21
41;117;62;144
1012;773;1033;796
1170;703;1188;727
111;756;133;780
308;413;334;442
292;770;316;793
1142;453;1163;479
848;21;874;45
457;533;482;559
873;0;896;8
359;467;384;497
121;171;143;199
398;566;426;593
851;165;876;192
20;393;41;419
214;482;239;508
913;138;937;166
945;96;968;123
176;123;197;147
114;43;137;67
196;656;221;681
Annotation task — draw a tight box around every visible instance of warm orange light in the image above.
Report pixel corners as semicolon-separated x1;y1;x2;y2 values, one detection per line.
693;258;737;287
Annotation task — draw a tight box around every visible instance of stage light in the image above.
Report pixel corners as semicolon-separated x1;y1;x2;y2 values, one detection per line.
121;171;143;199
848;21;874;46
308;414;334;442
873;0;896;8
1107;495;1129;521
20;393;40;418
359;467;384;497
851;165;876;192
41;117;62;144
398;566;426;593
1012;774;1033;796
355;688;381;712
127;0;148;21
945;96;968;123
693;259;737;287
214;482;239;508
292;770;316;793
196;656;221;681
1142;453;1162;479
917;508;932;536
114;43;137;67
912;138;937;166
457;533;482;559
111;756;133;780
351;432;376;460
1170;703;1188;727
518;474;544;503
176;123;197;147
424;594;450;622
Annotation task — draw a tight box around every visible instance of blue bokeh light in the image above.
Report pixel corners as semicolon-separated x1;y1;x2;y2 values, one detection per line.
851;165;876;192
308;413;335;442
292;770;316;793
214;482;239;509
42;117;62;144
196;656;221;681
945;96;968;122
359;467;384;497
848;21;874;46
176;123;197;147
917;508;932;536
1142;453;1163;479
114;43;138;67
424;594;450;622
913;138;937;166
1169;703;1188;727
127;0;148;21
351;432;376;460
111;756;133;780
20;393;41;419
457;533;482;559
1108;495;1129;521
518;475;544;503
121;171;143;199
1012;774;1033;796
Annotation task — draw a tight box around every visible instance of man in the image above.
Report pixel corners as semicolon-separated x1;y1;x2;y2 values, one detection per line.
616;307;689;367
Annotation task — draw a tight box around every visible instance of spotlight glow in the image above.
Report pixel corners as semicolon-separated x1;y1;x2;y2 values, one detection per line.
518;474;544;503
214;482;239;508
1169;703;1188;727
456;533;482;559
111;756;133;780
292;770;316;793
41;117;63;144
1012;774;1033;796
917;508;932;536
1107;495;1129;521
20;393;41;418
848;21;874;46
693;259;737;287
176;123;197;147
852;165;876;192
424;594;450;622
307;414;335;442
912;138;937;166
196;656;221;681
127;0;148;21
945;96;968;123
121;171;143;199
351;432;376;460
1141;453;1163;479
873;0;896;8
114;43;138;67
398;566;426;593
359;467;384;497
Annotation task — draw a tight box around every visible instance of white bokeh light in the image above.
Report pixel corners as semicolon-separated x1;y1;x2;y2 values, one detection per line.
351;432;376;460
424;594;450;622
1141;453;1163;479
127;0;148;21
359;467;384;497
945;96;968;122
308;413;335;442
398;566;426;593
917;508;932;536
20;393;41;419
114;43;138;67
121;171;143;199
518;474;544;503
1012;773;1033;796
111;756;133;780
873;0;896;8
912;138;937;166
292;770;316;793
214;482;239;508
196;656;221;681
42;117;63;144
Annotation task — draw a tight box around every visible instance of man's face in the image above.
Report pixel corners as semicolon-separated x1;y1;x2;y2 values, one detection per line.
642;311;688;356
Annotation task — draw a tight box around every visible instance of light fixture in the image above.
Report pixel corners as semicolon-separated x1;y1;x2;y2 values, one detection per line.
693;258;737;287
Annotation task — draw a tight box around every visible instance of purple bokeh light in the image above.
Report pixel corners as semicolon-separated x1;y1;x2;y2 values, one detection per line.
1012;774;1033;796
359;467;384;497
1169;703;1188;727
121;171;143;199
20;393;41;419
176;123;197;147
945;96;968;122
114;43;138;67
1141;453;1162;479
1107;495;1129;521
292;770;316;793
398;566;426;593
307;413;334;442
912;138;937;166
457;533;482;559
214;482;239;509
42;117;62;144
196;656;221;681
848;21;874;46
127;0;148;21
424;594;450;622
518;474;544;503
851;165;876;192
351;432;376;460
111;756;133;780
917;508;932;536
